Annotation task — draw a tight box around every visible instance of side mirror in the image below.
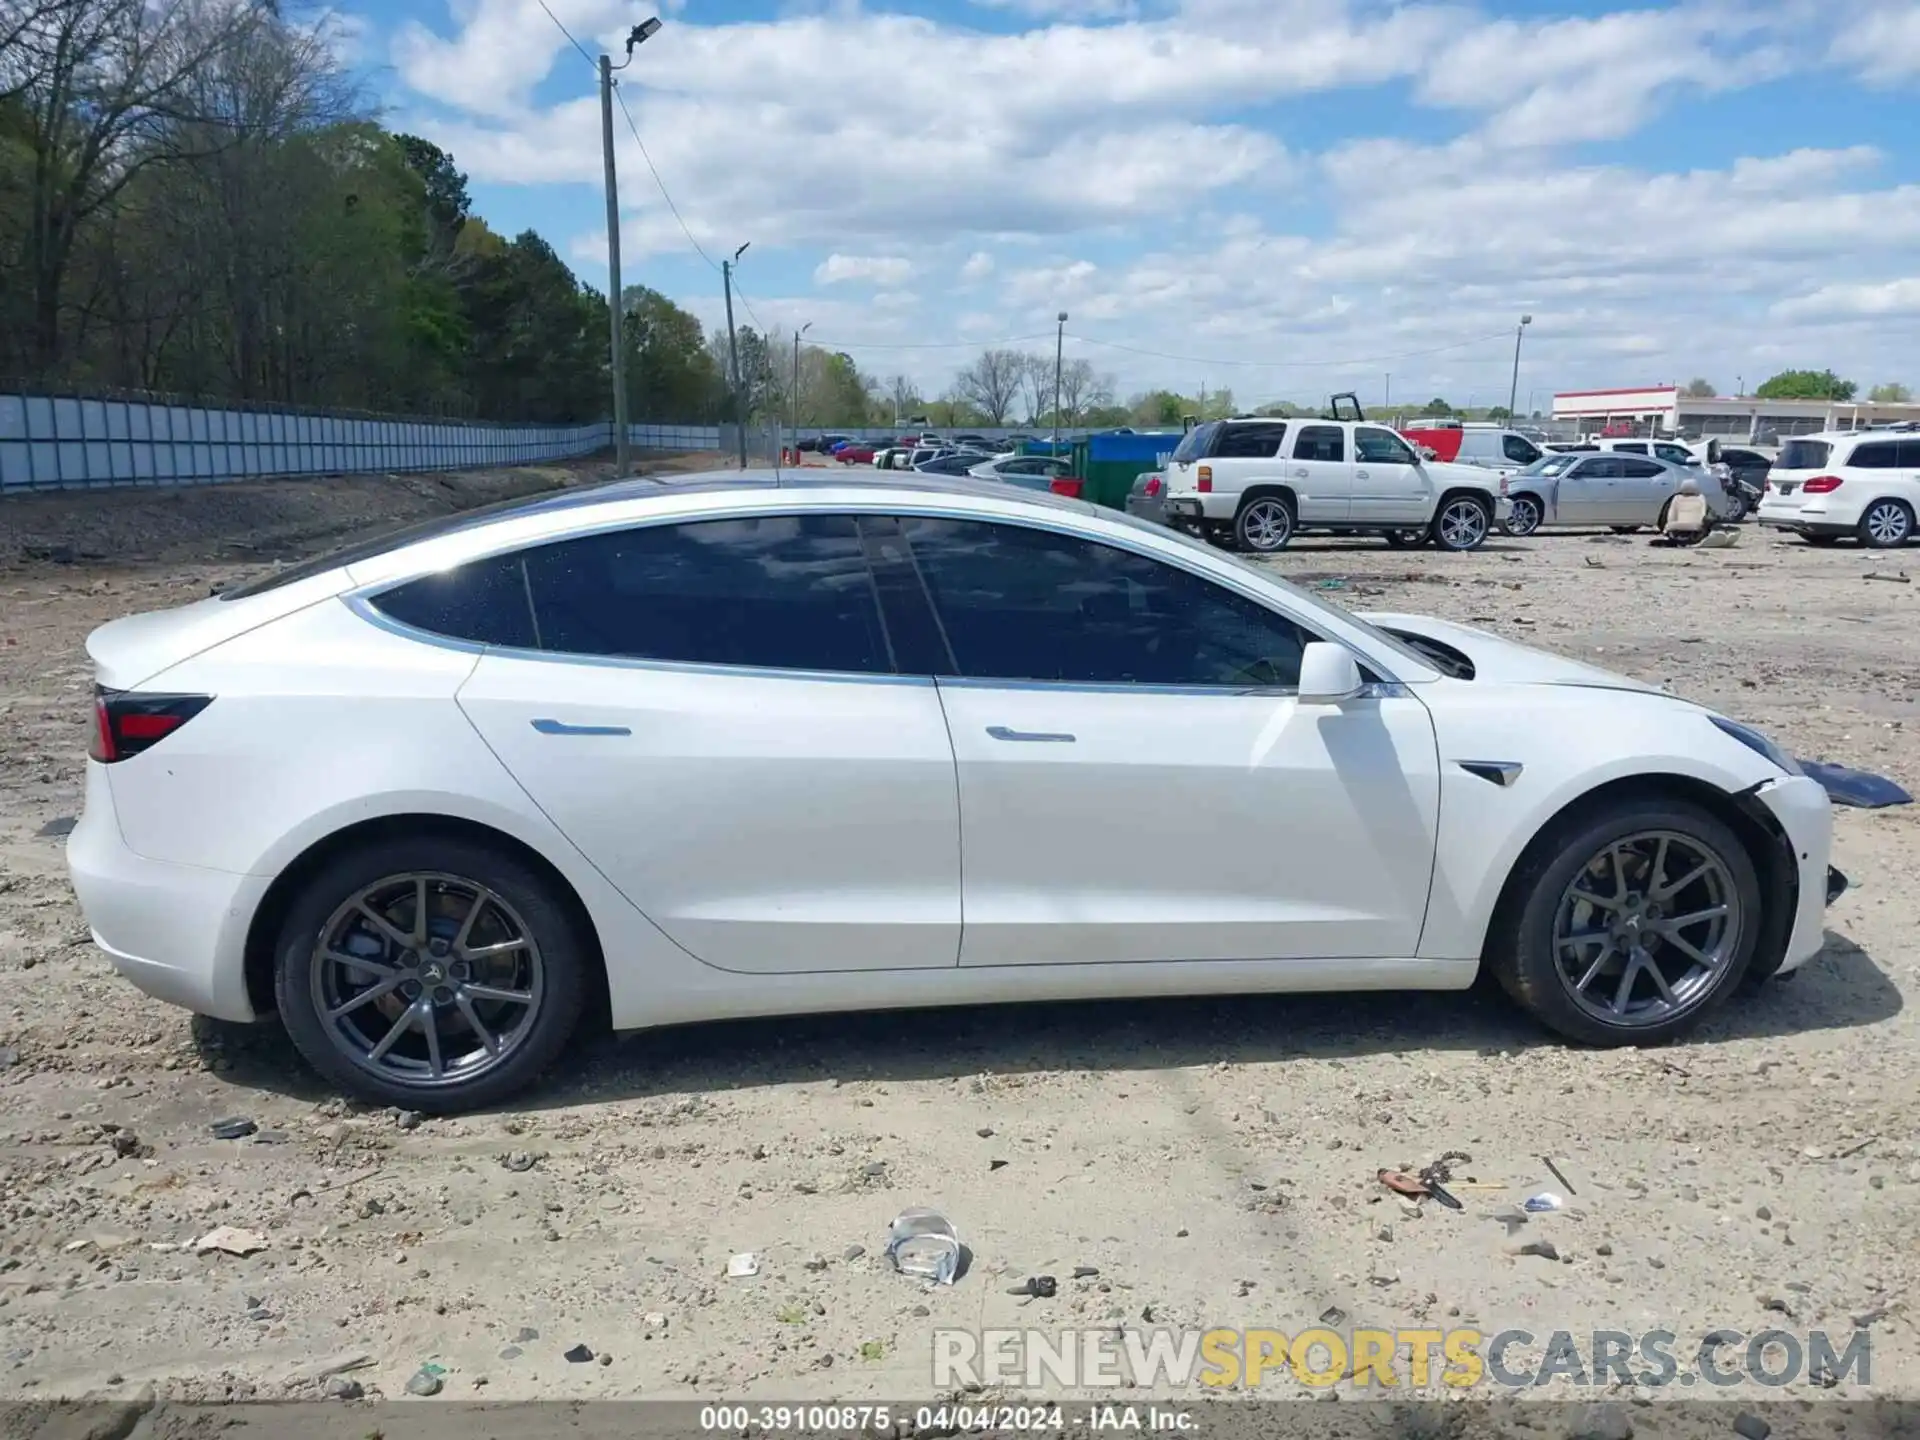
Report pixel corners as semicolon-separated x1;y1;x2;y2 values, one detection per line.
1297;643;1364;705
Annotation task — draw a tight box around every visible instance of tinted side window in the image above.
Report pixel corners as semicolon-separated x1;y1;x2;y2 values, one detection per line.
1213;423;1287;459
1614;442;1647;455
370;553;539;648
1503;435;1541;464
1573;457;1623;479
1293;425;1345;462
1900;440;1920;468
522;514;893;674
1851;442;1900;470
900;518;1313;688
1654;444;1694;464
1355;428;1416;464
1621;458;1667;478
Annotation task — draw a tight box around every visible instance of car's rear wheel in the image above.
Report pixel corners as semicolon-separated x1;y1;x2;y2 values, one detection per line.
1720;489;1750;523
1234;495;1296;553
1431;494;1492;551
1502;495;1543;537
275;835;590;1111
1486;795;1761;1046
1858;498;1913;548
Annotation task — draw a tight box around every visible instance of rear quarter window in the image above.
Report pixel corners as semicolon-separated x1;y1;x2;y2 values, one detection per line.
369;553;539;648
1847;441;1902;470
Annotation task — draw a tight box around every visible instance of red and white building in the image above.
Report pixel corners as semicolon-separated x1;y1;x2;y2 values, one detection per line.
1553;385;1920;440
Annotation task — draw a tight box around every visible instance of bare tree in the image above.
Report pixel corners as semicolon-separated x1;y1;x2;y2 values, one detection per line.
954;347;1027;425
6;0;269;372
1056;358;1114;426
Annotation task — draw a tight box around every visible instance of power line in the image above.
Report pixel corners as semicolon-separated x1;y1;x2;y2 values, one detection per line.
1066;329;1516;371
611;85;722;273
533;0;598;72
809;332;1054;351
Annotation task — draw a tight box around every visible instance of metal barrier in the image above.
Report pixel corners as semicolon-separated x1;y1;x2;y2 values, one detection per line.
0;393;738;495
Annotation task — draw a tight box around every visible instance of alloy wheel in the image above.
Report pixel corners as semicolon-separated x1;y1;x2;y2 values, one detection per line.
310;872;546;1089
1863;500;1911;547
1504;496;1542;537
1239;498;1293;551
1551;831;1741;1028
1436;498;1489;549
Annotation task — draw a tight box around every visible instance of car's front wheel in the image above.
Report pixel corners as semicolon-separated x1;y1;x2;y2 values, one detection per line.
1486;794;1762;1046
1502;494;1543;537
275;834;591;1111
1858;498;1913;548
1234;495;1296;553
1431;494;1493;551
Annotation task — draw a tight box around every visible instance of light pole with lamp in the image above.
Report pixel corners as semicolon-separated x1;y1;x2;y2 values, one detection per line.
1506;314;1532;421
1052;311;1068;454
722;241;749;468
599;16;662;477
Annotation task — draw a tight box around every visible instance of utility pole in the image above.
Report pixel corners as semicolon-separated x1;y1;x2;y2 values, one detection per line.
1384;372;1391;411
1507;313;1533;421
790;321;811;462
1052;311;1068;454
595;19;663;478
723;242;748;469
599;55;629;477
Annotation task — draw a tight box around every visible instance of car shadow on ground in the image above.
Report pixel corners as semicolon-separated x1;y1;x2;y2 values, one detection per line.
194;928;1900;1113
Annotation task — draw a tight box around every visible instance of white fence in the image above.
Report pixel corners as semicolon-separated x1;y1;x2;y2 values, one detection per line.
0;392;732;494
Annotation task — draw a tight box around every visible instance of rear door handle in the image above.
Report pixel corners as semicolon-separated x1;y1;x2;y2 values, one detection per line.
1355;468;1370;478
986;725;1075;743
531;718;631;737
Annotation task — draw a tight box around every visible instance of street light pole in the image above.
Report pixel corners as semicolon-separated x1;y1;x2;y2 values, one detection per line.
723;242;749;469
598;17;663;478
1507;313;1533;421
1052;311;1067;453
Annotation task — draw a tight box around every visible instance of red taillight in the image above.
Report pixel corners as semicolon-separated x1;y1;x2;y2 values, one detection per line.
88;687;212;764
1197;465;1213;493
1803;475;1844;494
1144;476;1163;497
1050;477;1085;498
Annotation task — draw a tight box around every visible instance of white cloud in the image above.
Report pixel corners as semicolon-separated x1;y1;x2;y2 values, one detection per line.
960;251;996;282
1774;279;1920;321
814;255;916;286
1831;4;1920;83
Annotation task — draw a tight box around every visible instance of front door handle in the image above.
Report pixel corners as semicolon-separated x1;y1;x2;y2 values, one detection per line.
1291;468;1308;478
531;718;632;737
986;725;1075;743
1355;468;1371;479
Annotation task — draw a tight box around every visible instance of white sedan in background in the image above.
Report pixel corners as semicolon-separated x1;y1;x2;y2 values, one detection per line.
68;472;1839;1110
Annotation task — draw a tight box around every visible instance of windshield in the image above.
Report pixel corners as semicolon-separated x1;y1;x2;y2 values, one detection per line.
1778;439;1832;470
1097;506;1443;677
1170;422;1218;464
1519;454;1581;477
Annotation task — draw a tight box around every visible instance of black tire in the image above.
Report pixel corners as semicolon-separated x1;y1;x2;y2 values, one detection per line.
1382;528;1429;549
1720;489;1750;524
1431;493;1493;551
1234;494;1296;553
1609;526;1642;535
1485;794;1763;1047
1804;534;1841;547
1857;497;1914;549
1502;494;1543;537
274;834;591;1112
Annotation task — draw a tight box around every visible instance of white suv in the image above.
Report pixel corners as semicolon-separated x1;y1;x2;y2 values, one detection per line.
1758;429;1920;548
1162;417;1513;552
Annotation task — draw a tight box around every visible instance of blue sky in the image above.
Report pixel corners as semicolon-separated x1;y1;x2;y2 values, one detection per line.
338;0;1920;410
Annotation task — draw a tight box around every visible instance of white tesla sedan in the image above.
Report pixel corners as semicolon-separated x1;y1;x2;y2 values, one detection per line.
68;472;1841;1111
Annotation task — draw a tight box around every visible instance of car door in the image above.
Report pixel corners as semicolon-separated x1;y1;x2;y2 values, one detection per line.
1554;456;1619;523
1352;426;1429;524
1283;424;1352;524
1611;457;1666;522
882;514;1440;967
452;512;963;975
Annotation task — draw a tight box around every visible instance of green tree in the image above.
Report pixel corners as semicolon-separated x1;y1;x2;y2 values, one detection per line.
1485;406;1512;421
1868;382;1913;403
1129;389;1187;426
1756;369;1857;402
622;284;724;422
1682;378;1716;398
1421;397;1453;416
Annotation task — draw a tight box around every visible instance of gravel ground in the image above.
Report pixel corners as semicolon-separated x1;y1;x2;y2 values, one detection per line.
0;467;1915;1420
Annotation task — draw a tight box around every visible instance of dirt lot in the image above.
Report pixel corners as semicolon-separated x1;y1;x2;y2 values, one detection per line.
0;462;1916;1418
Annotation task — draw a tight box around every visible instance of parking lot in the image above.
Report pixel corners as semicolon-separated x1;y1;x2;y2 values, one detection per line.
0;460;1915;1408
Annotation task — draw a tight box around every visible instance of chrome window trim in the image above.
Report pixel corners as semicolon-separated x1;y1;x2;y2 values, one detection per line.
345;500;1417;692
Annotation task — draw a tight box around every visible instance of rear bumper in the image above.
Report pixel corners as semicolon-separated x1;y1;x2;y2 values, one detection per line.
1752;773;1837;975
65;763;267;1022
1166;494;1239;524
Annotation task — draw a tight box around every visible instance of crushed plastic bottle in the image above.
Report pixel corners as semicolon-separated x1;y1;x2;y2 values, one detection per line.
885;1208;961;1285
